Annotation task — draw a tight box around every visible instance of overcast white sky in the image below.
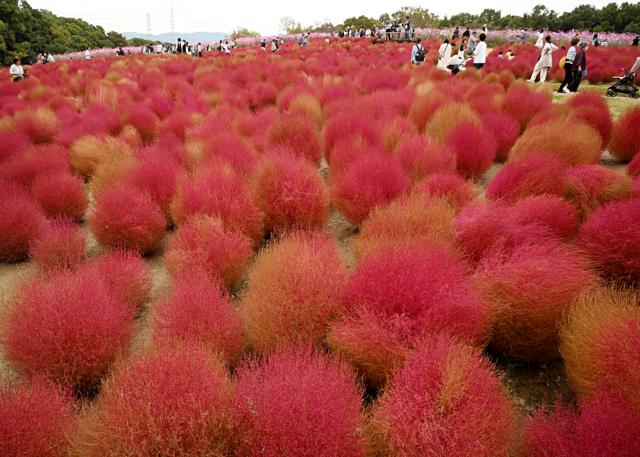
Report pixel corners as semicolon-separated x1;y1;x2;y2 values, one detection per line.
29;1;617;35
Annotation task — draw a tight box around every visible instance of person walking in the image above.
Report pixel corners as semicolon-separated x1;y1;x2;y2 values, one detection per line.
568;41;588;92
437;38;452;70
472;32;487;69
558;37;580;93
9;58;24;82
411;38;425;65
528;36;558;83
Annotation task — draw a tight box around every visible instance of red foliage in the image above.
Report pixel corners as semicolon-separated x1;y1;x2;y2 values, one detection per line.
0;378;77;457
394;133;456;181
29;218;85;272
165;215;253;287
324;112;382;156
73;345;234;457
0;189;47;262
90;185;166;254
608;106;640;161
266;113;322;163
446;122;497;179
13;107;61;144
510;195;579;240
522;391;640;457
31;172;88;220
414;173;480;210
123;104;159;144
0;144;70;187
153;270;244;364
0;131;28;162
369;337;515;457
563;165;634;218
123;156;179;215
481;111;520;161
578;199;640;282
234;347;364;457
331;153;410;224
3;269;135;391
628;151;640;177
253;150;329;233
486;153;569;202
503;84;552;130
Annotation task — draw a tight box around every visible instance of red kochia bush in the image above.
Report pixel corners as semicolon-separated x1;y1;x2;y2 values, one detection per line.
90;185;166;254
332;153;410;224
0;379;77;457
31;172;88;220
234;348;364;457
266;113;322;163
171;168;264;242
123;104;159;144
475;242;597;362
608;106;640;161
578;200;640;282
522;391;640;457
563;165;634;218
0;131;28;161
482;111;520;161
153;270;244;365
13;107;61;143
323;112;382;155
72;345;234;457
628;151;640;177
253;150;329;233
510;195;579;240
165;215;253;287
29;218;85;272
368;337;515;457
241;232;347;353
0;189;47;262
3;269;135;391
503;84;552;130
487;153;569;202
123;156;179;215
446;122;497;179
394;133;456;181
414;172;480;210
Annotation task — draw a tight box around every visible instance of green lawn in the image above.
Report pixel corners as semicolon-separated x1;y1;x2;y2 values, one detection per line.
542;81;638;118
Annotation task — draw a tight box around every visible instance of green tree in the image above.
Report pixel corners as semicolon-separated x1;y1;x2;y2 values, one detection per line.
231;28;261;40
390;7;439;28
106;31;127;47
342;15;380;31
280;16;307;34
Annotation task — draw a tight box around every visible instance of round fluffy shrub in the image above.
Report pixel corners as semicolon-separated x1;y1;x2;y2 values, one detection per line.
354;192;455;259
253;150;329;233
475;242;597;362
171;168;264;242
123;157;179;215
522;391;640;457
90;185;166;254
503;84;552;130
0;379;77;457
487;153;569;202
425;102;480;143
31;172;88;220
394;133;456;181
328;246;490;387
578;200;640;282
510;195;579;240
0;189;47;262
609;106;640;161
414;172;480;210
153;270;243;364
628;151;640;177
29;218;85;272
72;345;234;457
482;111;520;161
332;153;410;225
266;113;322;163
563;165;634;218
240;232;347;353
3;269;135;391
234;348;364;457
14;107;60;144
368;337;515;457
559;286;640;405
165;215;252;288
69;135;132;177
509;119;602;165
446;122;497;179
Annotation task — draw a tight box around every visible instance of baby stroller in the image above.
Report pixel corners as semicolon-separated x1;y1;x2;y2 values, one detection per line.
606;67;639;98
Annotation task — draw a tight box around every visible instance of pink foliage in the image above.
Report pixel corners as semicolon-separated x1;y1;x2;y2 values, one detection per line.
446;122;497;179
31;172;88;220
29;218;85;272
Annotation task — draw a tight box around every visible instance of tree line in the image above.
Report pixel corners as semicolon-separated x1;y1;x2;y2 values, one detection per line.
0;0;156;65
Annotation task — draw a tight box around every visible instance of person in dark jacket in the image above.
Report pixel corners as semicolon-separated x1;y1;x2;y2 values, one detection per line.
558;37;580;93
568;41;588;92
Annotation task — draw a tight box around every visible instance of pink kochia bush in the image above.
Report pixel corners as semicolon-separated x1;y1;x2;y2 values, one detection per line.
563;165;634;218
368;337;516;457
608;106;640;161
475;242;597;362
72;345;234;457
328;245;490;387
29;217;86;272
522;391;640;457
332;153;410;224
0;378;77;457
241;232;347;353
165;215;253;288
153;270;244;365
510;195;579;240
233;348;364;457
266;113;322;163
446;122;497;179
31;172;88;220
578;200;640;282
0;188;47;262
90;185;166;254
3;268;136;392
253;149;329;233
414;172;480;210
394;133;456;181
482;111;520;161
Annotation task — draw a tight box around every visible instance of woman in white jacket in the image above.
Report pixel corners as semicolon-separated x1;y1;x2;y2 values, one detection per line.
437;38;452;70
528;36;558;83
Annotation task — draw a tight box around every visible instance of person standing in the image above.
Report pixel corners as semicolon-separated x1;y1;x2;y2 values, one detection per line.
633;35;639;47
196;42;203;57
9;58;24;82
535;29;544;48
468;31;478;55
472;32;487;70
84;49;92;59
592;33;600;47
411;38;425;65
437;38;452;70
558;37;579;93
528;36;558;83
568;41;588;92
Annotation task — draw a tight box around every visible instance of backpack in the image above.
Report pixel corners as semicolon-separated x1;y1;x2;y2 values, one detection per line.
415;45;425;62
